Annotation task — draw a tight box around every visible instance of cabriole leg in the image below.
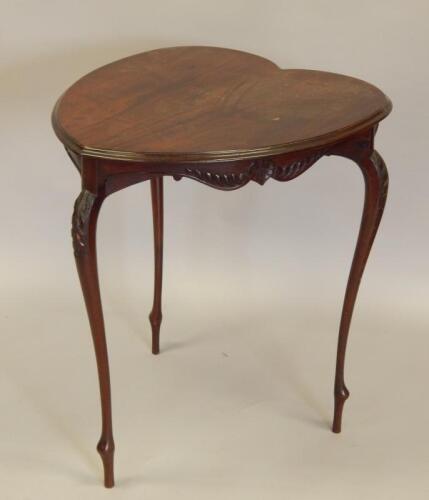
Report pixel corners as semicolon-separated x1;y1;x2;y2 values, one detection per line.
332;149;388;433
72;189;115;487
149;177;164;354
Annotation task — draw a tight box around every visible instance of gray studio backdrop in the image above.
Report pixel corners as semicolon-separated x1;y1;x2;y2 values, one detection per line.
1;1;428;499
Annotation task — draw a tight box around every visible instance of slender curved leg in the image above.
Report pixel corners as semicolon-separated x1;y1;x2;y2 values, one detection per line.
72;190;115;487
332;149;388;433
149;177;164;354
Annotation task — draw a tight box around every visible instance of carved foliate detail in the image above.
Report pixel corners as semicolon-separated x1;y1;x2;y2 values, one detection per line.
250;150;327;184
183;150;326;190
184;168;248;189
249;157;276;185
370;150;389;218
72;190;96;256
371;150;388;193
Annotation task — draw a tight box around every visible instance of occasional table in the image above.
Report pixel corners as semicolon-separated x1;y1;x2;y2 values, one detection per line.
52;46;392;488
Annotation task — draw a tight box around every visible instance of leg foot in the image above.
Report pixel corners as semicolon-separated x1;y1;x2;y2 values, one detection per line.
332;384;350;433
149;177;164;355
97;438;115;488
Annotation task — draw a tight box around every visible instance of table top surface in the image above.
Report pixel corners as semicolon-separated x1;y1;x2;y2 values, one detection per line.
52;46;392;163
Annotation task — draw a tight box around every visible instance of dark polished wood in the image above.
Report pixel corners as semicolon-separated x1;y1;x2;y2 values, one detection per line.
149;177;163;355
328;140;388;433
52;46;392;487
53;46;391;163
71;158;114;488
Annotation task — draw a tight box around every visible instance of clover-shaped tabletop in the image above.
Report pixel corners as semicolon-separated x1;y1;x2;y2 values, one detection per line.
52;46;392;163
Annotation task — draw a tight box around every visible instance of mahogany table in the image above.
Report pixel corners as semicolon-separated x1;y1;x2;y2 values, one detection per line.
52;46;392;488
